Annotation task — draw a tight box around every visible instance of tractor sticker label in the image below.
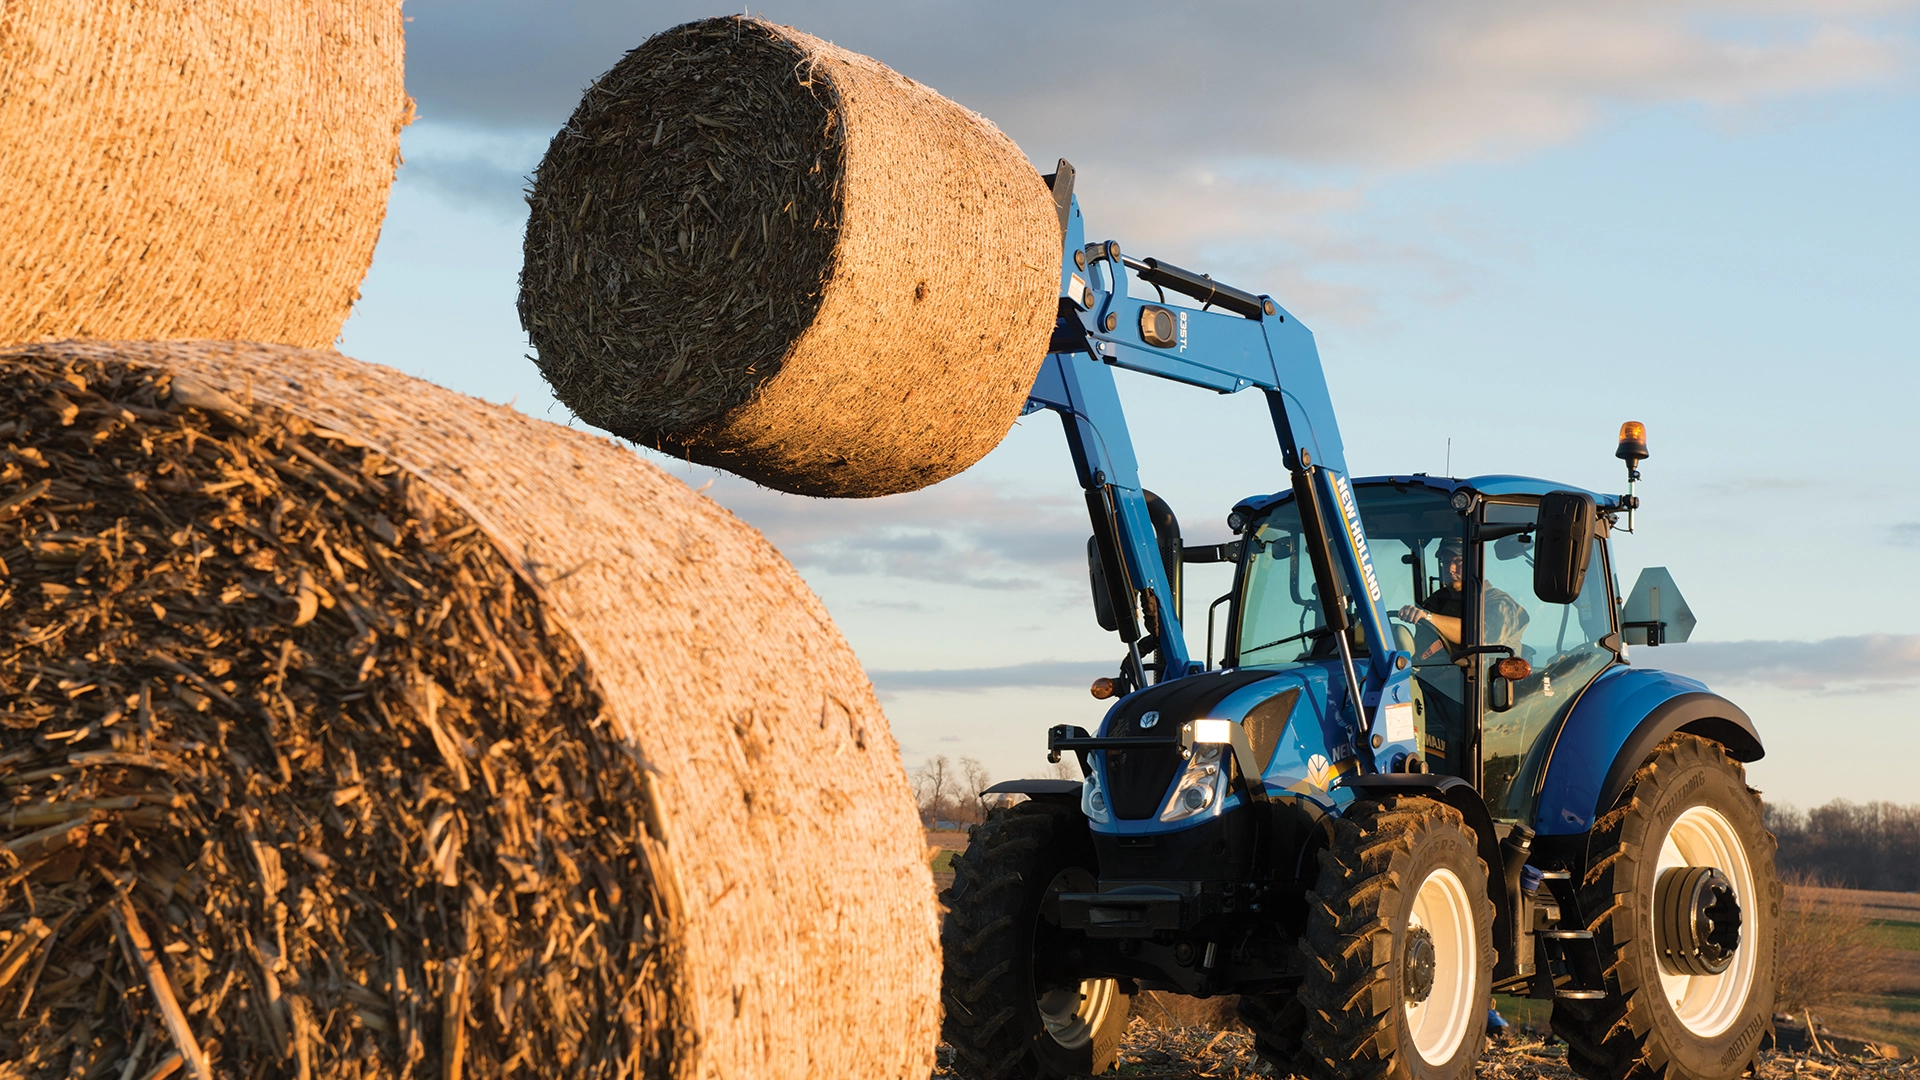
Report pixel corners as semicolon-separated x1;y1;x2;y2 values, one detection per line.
1382;701;1415;743
1332;474;1383;603
1178;309;1188;353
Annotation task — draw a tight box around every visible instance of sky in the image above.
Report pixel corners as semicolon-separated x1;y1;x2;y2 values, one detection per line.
341;1;1920;810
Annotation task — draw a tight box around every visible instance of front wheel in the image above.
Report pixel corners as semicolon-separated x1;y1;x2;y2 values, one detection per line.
1553;734;1780;1080
1300;797;1495;1080
941;801;1133;1078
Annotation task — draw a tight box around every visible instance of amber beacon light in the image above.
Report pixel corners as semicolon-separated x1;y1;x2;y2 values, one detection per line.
1616;420;1649;468
1616;420;1648;530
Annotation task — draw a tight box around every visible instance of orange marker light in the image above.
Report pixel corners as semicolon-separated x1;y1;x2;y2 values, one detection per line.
1090;677;1119;700
1495;657;1532;682
1615;420;1649;464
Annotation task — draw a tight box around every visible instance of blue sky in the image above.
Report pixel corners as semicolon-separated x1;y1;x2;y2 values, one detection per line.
342;1;1920;808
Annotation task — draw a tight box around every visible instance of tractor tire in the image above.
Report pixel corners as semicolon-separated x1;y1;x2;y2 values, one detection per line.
941;800;1133;1078
1299;797;1495;1080
1552;734;1780;1080
1239;991;1313;1077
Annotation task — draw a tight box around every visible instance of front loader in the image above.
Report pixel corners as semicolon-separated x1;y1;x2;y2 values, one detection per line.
939;163;1777;1080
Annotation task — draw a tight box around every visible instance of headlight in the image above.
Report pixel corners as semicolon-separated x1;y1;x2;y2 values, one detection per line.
1081;768;1111;824
1161;742;1228;823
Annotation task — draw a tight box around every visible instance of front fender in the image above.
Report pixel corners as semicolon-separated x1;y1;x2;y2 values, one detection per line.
1532;665;1762;835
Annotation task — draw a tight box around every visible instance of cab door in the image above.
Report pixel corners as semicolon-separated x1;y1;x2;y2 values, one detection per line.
1474;501;1619;822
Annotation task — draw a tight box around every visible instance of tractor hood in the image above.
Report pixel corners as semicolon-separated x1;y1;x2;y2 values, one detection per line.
1092;661;1357;834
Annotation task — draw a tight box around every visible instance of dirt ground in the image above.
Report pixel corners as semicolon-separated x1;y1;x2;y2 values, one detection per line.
1790;887;1920;926
931;1021;1920;1078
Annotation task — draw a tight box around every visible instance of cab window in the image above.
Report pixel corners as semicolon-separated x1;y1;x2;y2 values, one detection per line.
1478;501;1616;820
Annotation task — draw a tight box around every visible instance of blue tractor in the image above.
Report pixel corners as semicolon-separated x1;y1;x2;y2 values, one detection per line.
940;163;1778;1080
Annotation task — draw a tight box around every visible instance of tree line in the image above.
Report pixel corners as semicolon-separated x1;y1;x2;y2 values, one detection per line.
1764;799;1920;893
911;754;1080;828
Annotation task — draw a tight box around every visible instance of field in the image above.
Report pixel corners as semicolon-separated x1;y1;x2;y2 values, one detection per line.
1782;884;1920;1052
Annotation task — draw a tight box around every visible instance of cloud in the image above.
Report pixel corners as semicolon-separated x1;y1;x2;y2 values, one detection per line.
1648;633;1920;691
690;471;1093;591
868;660;1114;694
1890;523;1920;547
400;1;1912;167
865;633;1920;695
393;1;1915;315
391;122;550;218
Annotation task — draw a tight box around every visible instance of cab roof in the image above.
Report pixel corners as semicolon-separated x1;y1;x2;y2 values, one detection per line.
1232;473;1623;521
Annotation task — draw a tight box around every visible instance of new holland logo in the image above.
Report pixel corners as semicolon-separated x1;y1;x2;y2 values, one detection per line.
1139;710;1161;729
1332;474;1383;603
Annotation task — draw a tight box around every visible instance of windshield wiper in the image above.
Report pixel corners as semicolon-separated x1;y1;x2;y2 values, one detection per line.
1242;625;1333;655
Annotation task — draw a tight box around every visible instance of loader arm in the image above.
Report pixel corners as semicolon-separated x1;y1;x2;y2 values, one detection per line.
1026;162;1411;769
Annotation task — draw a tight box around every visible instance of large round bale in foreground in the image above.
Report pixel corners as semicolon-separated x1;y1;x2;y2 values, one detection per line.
520;16;1060;498
0;341;938;1079
0;4;410;348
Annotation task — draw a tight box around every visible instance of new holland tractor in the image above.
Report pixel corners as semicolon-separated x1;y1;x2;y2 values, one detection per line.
939;163;1777;1080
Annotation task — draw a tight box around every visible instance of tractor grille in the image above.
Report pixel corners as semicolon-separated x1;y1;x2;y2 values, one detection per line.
1103;670;1278;819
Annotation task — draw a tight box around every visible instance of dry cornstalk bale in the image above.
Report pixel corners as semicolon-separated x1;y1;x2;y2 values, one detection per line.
0;340;938;1079
519;16;1060;498
0;3;411;348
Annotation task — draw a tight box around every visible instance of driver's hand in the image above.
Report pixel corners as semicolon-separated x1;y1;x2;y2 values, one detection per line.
1396;605;1424;624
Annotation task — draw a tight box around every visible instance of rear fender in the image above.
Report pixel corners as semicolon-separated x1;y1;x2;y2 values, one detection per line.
1532;666;1762;836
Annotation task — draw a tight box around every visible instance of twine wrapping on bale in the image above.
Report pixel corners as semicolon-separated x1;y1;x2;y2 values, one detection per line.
520;16;1060;498
0;3;411;348
0;341;939;1079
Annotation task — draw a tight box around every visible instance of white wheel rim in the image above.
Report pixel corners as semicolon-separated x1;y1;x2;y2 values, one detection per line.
1405;867;1477;1064
1037;978;1120;1050
1653;805;1758;1037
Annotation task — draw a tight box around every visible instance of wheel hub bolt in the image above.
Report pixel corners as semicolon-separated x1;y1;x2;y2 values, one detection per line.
1403;925;1437;1003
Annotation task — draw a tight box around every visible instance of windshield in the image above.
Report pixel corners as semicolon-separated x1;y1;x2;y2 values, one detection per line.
1235;485;1462;666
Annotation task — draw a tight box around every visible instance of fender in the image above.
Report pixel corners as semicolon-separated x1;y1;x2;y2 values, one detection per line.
1532;665;1763;836
981;778;1085;805
1343;774;1521;980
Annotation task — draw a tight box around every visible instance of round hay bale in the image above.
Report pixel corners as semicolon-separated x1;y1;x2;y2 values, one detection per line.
519;16;1059;498
0;3;411;348
0;341;938;1079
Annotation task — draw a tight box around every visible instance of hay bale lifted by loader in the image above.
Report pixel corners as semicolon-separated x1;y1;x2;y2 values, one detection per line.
520;16;1060;498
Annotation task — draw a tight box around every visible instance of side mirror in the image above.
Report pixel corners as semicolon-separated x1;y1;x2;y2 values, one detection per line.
1489;656;1531;712
1534;491;1596;604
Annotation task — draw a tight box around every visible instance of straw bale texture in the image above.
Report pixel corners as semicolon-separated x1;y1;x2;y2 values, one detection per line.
520;16;1059;498
0;340;939;1079
0;3;410;348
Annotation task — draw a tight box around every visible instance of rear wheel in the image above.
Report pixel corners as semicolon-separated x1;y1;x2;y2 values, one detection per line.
1300;797;1494;1080
1552;734;1779;1080
941;801;1133;1078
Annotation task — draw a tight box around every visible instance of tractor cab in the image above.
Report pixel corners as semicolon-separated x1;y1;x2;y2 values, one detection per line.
1225;475;1625;824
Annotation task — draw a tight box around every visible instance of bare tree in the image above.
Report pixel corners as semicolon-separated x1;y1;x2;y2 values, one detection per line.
1049;755;1083;781
912;755;955;827
961;757;992;821
1767;799;1920;892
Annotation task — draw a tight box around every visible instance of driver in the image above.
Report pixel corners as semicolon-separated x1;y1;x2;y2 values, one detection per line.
1396;537;1527;662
